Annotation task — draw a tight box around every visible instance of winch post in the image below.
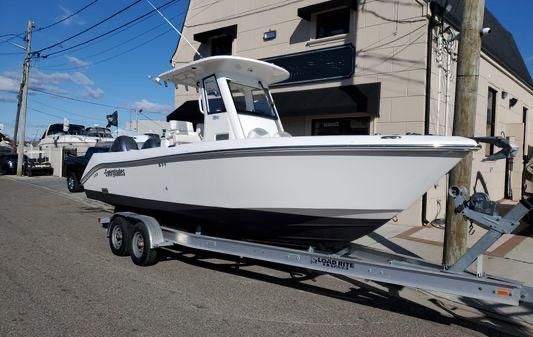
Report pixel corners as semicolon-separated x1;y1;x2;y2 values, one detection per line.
447;188;533;273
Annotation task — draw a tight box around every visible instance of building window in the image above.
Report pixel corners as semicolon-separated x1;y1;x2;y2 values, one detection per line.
316;8;350;39
210;35;233;56
486;87;497;156
193;25;237;56
312;117;370;135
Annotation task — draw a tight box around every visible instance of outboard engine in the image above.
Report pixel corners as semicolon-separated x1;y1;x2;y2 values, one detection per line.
141;135;161;149
110;136;138;152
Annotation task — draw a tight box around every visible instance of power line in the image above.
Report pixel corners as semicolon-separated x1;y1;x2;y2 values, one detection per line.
184;0;305;28
0;33;20;39
32;99;104;122
39;10;185;70
0;51;24;56
32;88;132;111
41;0;182;62
34;0;100;32
34;0;143;55
0;33;25;46
38;0;177;59
37;23;177;71
29;107;65;120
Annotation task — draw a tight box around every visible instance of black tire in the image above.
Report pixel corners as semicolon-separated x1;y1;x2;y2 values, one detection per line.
26;167;32;177
109;217;132;256
130;222;159;266
66;172;83;192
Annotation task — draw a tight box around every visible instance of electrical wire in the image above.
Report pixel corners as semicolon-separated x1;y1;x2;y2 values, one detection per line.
29;107;66;120
34;0;143;55
32;88;132;111
139;111;168;130
32;99;103;122
0;33;21;39
39;11;184;69
37;24;176;71
0;51;25;56
40;0;183;61
0;33;25;46
38;0;177;58
34;0;100;32
184;0;306;28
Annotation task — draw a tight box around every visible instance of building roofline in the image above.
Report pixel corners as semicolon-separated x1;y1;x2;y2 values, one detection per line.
429;0;533;91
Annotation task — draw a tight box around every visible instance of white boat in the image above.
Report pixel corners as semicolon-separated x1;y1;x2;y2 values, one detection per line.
38;124;114;150
82;56;479;248
0;131;13;154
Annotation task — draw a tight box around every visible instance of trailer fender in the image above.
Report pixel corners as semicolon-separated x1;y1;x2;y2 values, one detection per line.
108;212;166;249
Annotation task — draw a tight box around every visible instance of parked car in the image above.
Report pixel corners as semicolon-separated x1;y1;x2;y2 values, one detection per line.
65;145;110;192
0;153;53;176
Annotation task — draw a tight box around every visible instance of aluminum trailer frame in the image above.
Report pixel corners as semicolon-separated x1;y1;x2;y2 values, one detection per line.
100;191;533;306
98;136;533;306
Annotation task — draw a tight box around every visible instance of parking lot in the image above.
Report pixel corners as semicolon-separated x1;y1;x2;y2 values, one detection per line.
0;176;514;337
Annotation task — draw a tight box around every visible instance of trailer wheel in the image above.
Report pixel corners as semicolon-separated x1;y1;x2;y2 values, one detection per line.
130;222;159;266
67;172;82;192
109;217;131;256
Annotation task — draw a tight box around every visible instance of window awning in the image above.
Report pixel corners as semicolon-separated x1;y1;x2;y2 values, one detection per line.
166;101;203;125
166;83;381;122
193;24;238;43
297;0;357;21
272;83;381;117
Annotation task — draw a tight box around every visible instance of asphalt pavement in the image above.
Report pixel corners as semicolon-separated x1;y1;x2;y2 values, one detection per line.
0;176;517;337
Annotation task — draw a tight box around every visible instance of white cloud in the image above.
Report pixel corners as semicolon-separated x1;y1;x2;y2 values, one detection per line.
85;86;104;99
1;69;99;98
0;75;20;93
132;99;173;114
0;93;17;102
66;56;91;68
31;69;94;86
58;6;85;26
1;72;66;95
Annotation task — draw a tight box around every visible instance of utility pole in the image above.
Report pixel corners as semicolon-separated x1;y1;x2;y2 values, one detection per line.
13;83;22;152
16;20;34;176
443;1;485;265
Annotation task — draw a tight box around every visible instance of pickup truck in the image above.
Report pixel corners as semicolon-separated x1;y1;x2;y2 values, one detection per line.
64;145;110;192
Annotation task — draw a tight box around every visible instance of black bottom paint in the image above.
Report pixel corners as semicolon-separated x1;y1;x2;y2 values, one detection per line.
86;190;388;249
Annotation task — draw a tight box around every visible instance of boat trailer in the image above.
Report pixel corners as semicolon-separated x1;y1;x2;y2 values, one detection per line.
99;186;533;306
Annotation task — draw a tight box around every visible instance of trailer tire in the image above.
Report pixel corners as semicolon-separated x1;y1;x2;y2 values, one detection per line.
109;217;131;256
130;222;159;266
67;172;82;192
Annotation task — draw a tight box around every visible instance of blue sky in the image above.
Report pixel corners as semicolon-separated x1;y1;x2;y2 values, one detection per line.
0;0;189;139
0;0;531;140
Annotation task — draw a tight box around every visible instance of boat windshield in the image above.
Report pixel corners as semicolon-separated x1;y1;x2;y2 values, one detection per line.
85;127;113;138
227;80;276;119
43;124;86;138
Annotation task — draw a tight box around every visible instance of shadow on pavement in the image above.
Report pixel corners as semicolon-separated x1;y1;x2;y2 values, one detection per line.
157;247;516;337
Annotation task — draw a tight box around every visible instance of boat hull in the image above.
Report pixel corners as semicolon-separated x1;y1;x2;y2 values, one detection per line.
82;136;477;247
86;189;389;248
